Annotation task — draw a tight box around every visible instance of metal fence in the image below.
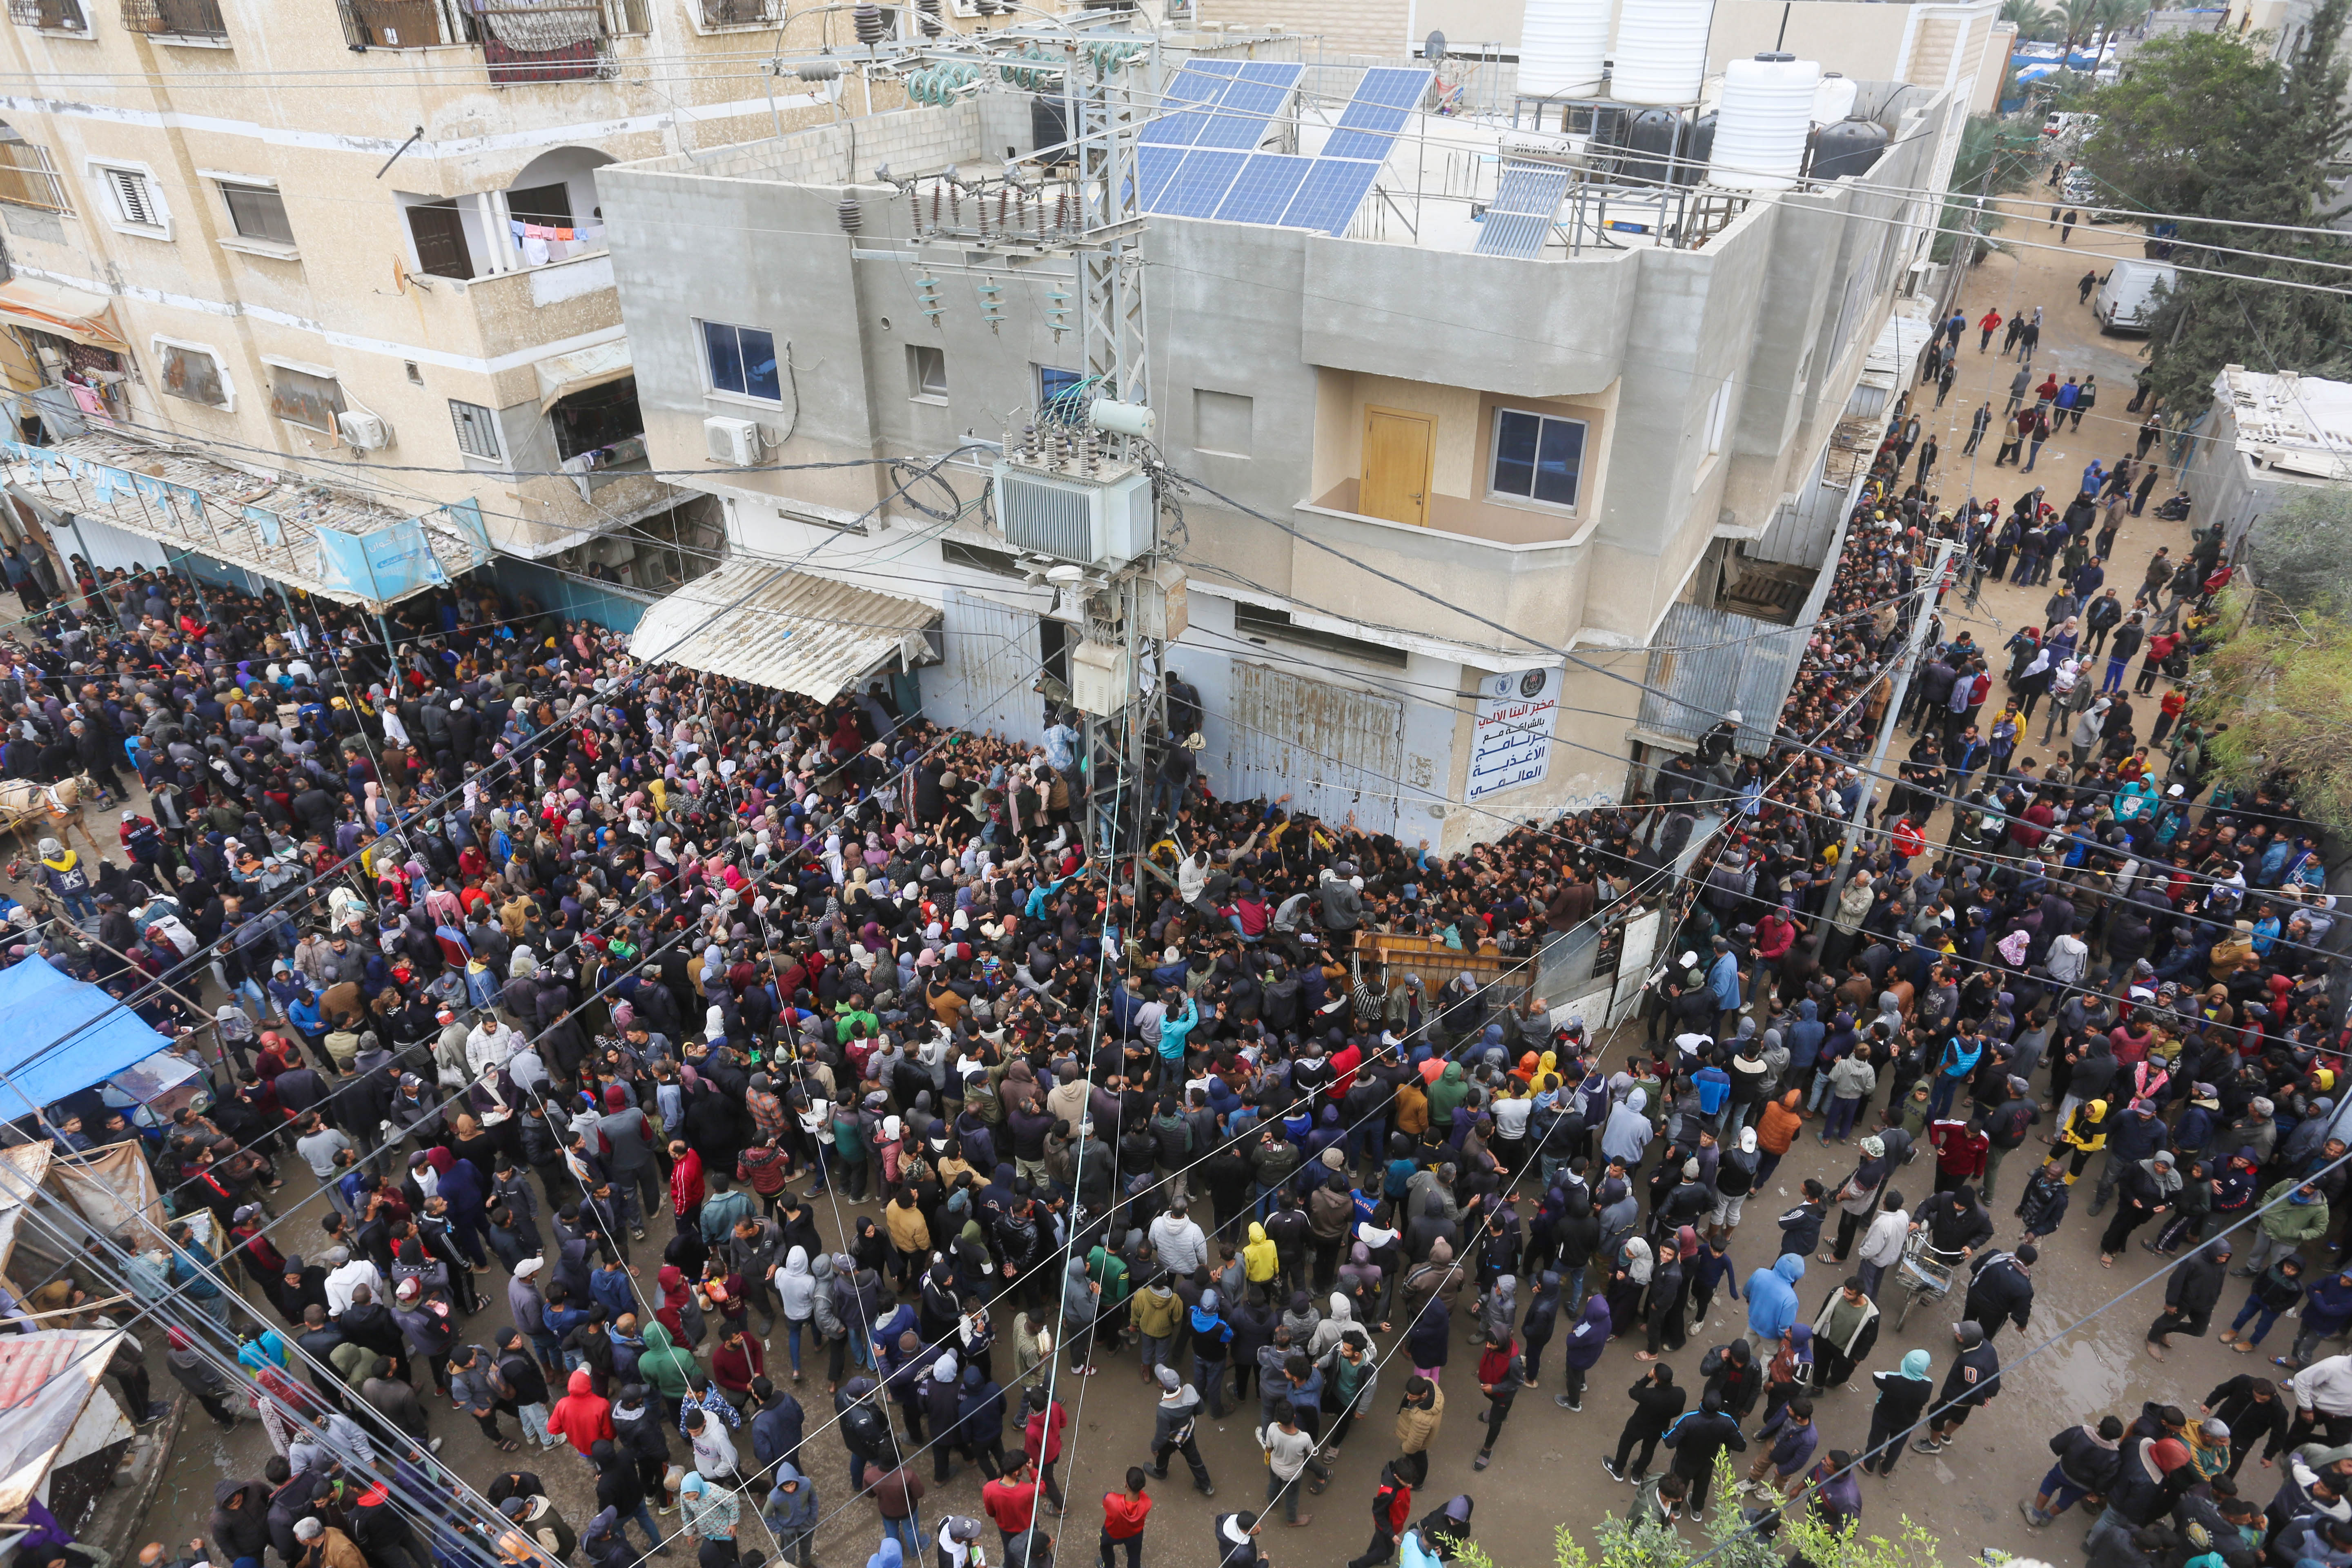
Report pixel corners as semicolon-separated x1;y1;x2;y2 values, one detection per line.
119;0;223;37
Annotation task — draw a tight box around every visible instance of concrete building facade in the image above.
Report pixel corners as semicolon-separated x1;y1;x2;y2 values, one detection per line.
595;46;1949;849
0;0;1058;599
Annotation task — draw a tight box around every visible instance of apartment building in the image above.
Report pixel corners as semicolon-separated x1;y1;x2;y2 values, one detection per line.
0;0;1049;603
592;33;1950;849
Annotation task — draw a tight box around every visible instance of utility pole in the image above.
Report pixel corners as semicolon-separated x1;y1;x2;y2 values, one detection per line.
1809;537;1956;956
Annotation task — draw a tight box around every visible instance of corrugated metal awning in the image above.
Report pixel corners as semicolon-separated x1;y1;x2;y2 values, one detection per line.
0;277;125;351
1633;601;1811;759
628;557;939;701
536;336;633;412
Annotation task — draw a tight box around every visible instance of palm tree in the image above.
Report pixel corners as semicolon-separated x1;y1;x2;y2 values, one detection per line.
2001;0;2059;39
2087;0;2147;62
2057;0;2103;61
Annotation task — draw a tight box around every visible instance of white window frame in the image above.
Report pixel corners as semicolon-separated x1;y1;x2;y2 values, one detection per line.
200;169;298;258
261;354;344;433
448;398;503;461
89;159;169;239
150;334;234;411
697;318;782;408
1485;405;1588;513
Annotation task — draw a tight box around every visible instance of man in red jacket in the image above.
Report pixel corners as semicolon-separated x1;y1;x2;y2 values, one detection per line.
1347;1460;1413;1568
1100;1468;1152;1568
1929;1118;1991;1195
1750;909;1799;1011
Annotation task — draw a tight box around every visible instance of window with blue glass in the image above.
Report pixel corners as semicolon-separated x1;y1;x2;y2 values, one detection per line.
1038;365;1084;421
1488;408;1586;508
701;320;780;402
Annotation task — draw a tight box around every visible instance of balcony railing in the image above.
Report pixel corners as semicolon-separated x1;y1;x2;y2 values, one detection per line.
336;0;643;72
6;0;89;31
119;0;225;38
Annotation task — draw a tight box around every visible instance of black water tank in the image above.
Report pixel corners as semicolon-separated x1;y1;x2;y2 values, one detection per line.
1675;110;1717;185
1031;94;1070;163
1619;107;1685;186
1811;114;1890;179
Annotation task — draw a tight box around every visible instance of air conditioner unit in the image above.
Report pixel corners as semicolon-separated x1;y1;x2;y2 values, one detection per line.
704;415;760;465
337;410;390;451
990;461;1154;567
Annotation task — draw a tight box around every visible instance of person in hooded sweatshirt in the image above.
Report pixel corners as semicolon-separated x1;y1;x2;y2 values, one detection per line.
1601;1089;1653;1168
550;1367;615;1457
1744;1254;1806;1359
1516;1272;1564;1388
759;1461;818;1566
1554;1287;1614;1411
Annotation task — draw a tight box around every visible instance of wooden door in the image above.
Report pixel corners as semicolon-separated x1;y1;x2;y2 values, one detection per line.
1361;406;1433;526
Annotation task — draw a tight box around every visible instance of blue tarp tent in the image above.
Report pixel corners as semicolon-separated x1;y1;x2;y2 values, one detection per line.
0;959;171;1124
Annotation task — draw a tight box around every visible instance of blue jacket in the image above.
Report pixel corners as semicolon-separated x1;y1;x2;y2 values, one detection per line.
1785;1001;1826;1069
1744;1253;1806;1341
1708;953;1742;1013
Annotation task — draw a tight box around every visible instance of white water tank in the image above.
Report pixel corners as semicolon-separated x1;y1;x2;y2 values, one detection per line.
1518;0;1610;97
1810;71;1858;125
1712;52;1819;189
1610;0;1714;105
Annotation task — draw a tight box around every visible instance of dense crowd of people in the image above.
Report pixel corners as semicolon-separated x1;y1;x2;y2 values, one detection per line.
0;407;2336;1568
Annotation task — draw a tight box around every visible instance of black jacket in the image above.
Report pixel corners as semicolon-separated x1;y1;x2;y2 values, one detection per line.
1664;1407;1746;1479
2048;1422;2123;1494
2165;1247;2229;1319
1962;1252;2035;1333
1623;1376;1687;1437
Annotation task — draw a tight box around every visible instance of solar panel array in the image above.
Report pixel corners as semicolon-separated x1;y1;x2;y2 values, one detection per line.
1472;160;1572;258
1138;63;1430;238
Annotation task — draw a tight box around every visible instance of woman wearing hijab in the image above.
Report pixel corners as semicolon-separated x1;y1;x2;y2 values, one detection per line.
1859;1349;1935;1476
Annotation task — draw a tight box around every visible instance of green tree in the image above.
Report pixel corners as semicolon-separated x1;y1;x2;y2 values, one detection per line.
2001;0;2059;40
2081;0;2352;414
2193;591;2352;834
1451;1456;1945;1568
2238;486;2352;615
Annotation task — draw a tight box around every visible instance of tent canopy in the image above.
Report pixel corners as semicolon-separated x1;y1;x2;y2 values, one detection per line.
0;278;125;352
629;559;939;701
0;960;169;1125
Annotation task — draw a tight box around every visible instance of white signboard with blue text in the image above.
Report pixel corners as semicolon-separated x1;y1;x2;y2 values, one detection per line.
1467;666;1561;802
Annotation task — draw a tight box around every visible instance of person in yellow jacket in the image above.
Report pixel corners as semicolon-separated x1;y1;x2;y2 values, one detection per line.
1244;1222;1280;1287
1130;1275;1185;1383
2059;1098;2109;1184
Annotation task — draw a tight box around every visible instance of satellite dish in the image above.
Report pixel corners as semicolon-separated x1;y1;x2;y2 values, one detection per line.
1423;29;1446;60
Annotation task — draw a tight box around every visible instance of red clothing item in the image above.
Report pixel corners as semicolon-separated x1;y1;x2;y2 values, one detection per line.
1476;1339;1517;1388
1753;913;1796;963
1102;1491;1152;1541
982;1476;1040;1536
1928;1120;1989;1179
1024;1399;1067;1465
548;1368;613;1455
1327;1040;1363;1103
712;1336;766;1393
671;1149;705;1215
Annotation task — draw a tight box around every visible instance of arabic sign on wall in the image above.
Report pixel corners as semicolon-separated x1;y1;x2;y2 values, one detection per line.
1467;665;1561;803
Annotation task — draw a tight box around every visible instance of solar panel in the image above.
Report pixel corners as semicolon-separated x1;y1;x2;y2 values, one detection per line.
1137;145;1185;207
1192;57;1241;76
1472;160;1572;258
1281;156;1381;235
1315;67;1429;162
1352;66;1432;109
1213;151;1314;224
1198;76;1292;147
1142;65;1233;146
1154;148;1248;218
1321;128;1398;161
1192;60;1303;149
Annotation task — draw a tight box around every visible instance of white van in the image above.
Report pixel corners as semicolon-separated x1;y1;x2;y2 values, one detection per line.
2095;257;2176;333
